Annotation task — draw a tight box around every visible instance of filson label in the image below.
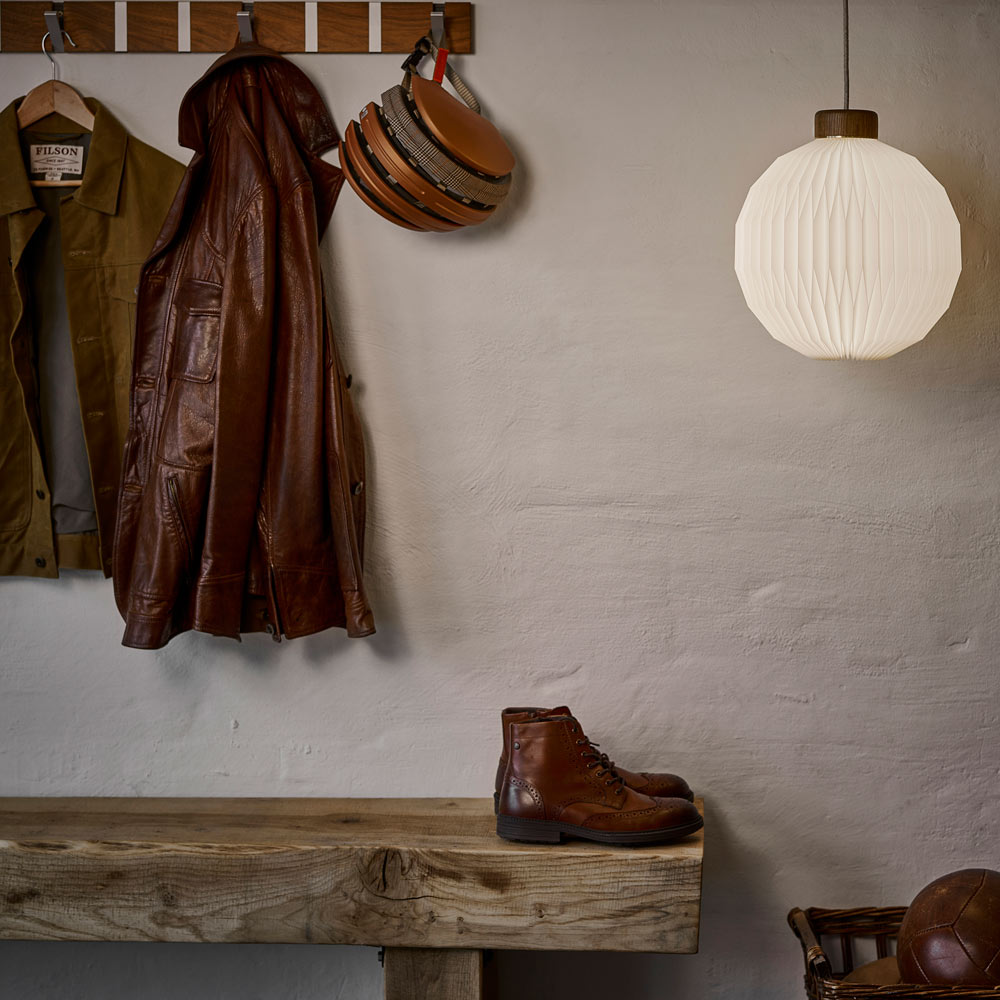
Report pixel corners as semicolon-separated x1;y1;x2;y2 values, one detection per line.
29;144;85;182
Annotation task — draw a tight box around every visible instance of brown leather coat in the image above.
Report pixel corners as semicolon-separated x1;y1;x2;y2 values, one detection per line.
113;43;375;649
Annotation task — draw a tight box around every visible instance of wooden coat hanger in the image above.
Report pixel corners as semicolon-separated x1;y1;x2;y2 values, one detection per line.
17;27;95;188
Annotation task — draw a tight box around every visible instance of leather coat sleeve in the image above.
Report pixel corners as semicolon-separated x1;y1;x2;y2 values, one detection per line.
262;178;373;639
206;192;276;580
114;190;276;648
323;310;373;634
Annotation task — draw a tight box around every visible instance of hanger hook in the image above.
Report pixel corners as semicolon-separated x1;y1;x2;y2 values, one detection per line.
42;28;77;80
42;28;77;81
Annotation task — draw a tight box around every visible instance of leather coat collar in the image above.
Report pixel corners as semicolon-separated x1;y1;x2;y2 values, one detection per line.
177;41;339;158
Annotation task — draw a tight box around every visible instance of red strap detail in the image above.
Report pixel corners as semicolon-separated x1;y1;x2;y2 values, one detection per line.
433;47;449;83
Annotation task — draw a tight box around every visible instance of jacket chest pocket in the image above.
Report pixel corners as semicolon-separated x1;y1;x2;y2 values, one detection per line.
171;279;222;381
158;279;222;469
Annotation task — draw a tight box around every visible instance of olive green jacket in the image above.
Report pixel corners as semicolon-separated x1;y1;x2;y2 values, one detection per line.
0;98;184;578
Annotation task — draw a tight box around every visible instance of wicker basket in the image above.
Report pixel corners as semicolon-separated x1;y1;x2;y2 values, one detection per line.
788;906;1000;999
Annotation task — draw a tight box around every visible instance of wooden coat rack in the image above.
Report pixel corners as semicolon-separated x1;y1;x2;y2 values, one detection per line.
0;2;472;54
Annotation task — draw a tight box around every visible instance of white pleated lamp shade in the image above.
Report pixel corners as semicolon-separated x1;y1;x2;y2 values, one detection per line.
735;119;961;360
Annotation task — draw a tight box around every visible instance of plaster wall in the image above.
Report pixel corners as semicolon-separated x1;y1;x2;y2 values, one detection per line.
2;1;999;997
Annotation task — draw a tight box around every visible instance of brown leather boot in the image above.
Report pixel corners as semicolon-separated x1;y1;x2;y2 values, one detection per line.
496;715;703;845
493;705;693;812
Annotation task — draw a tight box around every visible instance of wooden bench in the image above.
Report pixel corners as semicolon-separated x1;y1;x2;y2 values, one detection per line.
0;797;704;999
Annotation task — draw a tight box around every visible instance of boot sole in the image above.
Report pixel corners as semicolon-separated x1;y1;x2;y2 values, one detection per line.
492;789;695;814
496;812;703;846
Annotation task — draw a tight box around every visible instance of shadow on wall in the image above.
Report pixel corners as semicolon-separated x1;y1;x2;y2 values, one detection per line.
301;115;532;666
318;218;414;667
450;129;533;242
828;143;999;390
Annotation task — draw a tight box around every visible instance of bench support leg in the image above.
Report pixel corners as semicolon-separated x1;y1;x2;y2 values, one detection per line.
383;947;483;1000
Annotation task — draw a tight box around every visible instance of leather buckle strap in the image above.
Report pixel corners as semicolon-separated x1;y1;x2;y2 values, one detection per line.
400;35;481;115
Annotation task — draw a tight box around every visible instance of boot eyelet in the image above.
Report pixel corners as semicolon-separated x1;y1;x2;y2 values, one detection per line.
512;741;520;749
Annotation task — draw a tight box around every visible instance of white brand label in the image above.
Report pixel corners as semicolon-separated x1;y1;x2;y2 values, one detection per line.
29;144;85;182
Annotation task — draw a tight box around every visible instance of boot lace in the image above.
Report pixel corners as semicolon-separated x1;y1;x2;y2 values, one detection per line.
572;725;626;794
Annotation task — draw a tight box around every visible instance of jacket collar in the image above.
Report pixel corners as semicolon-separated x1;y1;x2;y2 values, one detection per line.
177;41;339;157
0;96;128;217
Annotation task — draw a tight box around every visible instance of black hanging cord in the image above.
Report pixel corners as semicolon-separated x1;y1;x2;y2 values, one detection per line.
843;0;849;109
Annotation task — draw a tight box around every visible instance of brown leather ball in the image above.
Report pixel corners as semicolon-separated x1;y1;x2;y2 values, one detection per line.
897;869;1000;985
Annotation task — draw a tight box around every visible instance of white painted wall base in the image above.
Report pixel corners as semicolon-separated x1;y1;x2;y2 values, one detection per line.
3;2;1000;998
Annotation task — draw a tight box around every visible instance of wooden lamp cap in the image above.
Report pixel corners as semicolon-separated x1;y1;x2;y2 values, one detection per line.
814;109;878;139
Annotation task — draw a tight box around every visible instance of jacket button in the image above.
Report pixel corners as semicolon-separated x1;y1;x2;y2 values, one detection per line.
36;489;45;499
35;557;46;568
352;481;364;496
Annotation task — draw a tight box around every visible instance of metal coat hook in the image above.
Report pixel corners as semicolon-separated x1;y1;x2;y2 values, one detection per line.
237;2;254;42
42;26;78;81
43;4;66;53
429;2;445;48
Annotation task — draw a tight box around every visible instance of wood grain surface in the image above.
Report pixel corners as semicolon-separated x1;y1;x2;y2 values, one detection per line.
2;1;115;52
381;1;472;53
189;1;306;53
189;2;243;53
0;1;473;52
0;797;703;953
316;0;369;52
127;1;181;51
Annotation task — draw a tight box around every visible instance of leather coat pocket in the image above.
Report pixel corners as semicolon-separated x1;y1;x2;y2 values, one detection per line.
165;472;195;565
171;279;222;382
154;465;209;597
158;280;223;469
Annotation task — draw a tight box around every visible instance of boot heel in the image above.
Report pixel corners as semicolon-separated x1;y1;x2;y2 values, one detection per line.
496;813;562;844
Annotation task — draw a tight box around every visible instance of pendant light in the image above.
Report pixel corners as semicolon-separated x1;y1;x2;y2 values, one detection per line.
734;0;961;360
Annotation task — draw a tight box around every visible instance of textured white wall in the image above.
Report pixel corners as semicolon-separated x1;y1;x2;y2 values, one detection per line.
3;0;1000;997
